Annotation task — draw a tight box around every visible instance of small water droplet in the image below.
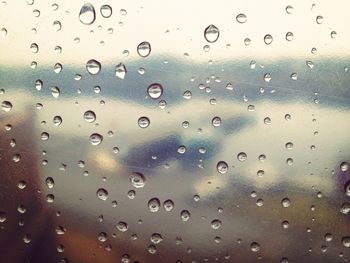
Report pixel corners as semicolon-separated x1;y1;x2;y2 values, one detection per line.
150;233;163;244
163;199;174;212
100;5;112;18
180;210;191;222
211;219;222;230
51;86;60;98
89;133;103;145
79;3;96;25
236;13;247;23
130;172;146;188
237;152;247;162
250;242;260;252
1;101;12;112
137;41;151;57
316;15;323;24
138;116;150;128
147;83;163;99
285;5;294;14
281;198;291;208
212;116;221;127
116;221;128;232
86;59;101;75
115;63;127;79
53;116;62;126
46;177;54;188
217;161;228;174
53;20;61;31
264;34;273;45
84;110;96;123
340;162;349;172
204;24;219;43
148;198;160;212
30;43;39;53
342;236;350;247
96;188;108;201
286;32;294;41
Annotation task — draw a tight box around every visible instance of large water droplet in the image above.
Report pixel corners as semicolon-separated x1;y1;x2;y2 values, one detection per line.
147;83;163;99
96;188;108;200
137;41;151;57
180;210;191;222
89;133;103;145
116;221;128;232
53;116;62;126
250;242;260;252
79;3;96;25
237;152;247;162
115;63;127;79
86;59;101;75
204;24;219;43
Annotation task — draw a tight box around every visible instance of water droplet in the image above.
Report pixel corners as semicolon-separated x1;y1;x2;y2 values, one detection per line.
306;61;314;69
330;31;337;39
53;116;62;126
115;63;127;79
180;210;191;222
264;117;271;125
79;3;96;25
217;161;228;174
285;142;293;150
147;83;163;99
212;116;221;127
285;5;293;14
1;27;7;37
137;41;151;57
286;32;294;41
286;158;294;166
282;220;289;229
236;13;247;23
96;188;108;201
51;86;60;98
23;234;31;244
89;133;103;145
150;233;163;244
138;117;150;128
116;221;128;232
130;172;146;188
342;236;350;247
250;242;260;252
316;15;323;24
163;199;174;212
41;132;49;141
204;24;219;43
46;177;54;188
148;244;157;254
30;43;38;53
281;198;291;208
237;152;247;162
177;145;186;154
84;110;96;123
264;34;273;45
340;202;350;214
148;198;160;212
86;59;101;75
98;232;107;242
1;101;12;112
53;20;61;31
340;162;349;172
54;63;62;73
100;5;112;18
0;212;7;223
324;233;333;242
211;219;222;230
345;181;350;196
183;90;192;100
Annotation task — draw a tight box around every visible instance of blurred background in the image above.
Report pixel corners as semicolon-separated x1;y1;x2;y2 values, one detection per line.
0;0;350;262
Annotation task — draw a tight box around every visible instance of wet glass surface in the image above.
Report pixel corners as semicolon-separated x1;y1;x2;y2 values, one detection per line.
0;0;350;262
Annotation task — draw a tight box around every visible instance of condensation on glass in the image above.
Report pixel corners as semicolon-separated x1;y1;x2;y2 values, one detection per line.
0;0;350;262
